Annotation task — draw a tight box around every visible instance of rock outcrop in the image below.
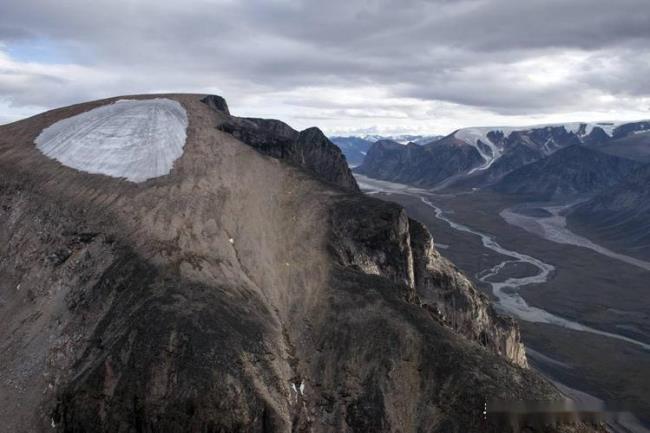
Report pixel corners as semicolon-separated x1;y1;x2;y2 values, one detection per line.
214;112;359;192
0;94;601;433
329;195;527;367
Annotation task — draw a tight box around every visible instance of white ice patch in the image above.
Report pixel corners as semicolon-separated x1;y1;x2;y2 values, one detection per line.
35;98;188;182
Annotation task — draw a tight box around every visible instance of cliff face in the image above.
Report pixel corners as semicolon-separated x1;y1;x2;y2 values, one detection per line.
0;94;600;433
215;113;359;192
328;196;527;367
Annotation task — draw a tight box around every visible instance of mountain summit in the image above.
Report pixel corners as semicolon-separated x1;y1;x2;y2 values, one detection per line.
0;94;600;432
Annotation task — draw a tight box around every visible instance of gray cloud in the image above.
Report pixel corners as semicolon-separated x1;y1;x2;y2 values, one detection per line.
0;0;649;131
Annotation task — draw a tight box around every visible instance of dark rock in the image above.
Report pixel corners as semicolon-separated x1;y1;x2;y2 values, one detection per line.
48;248;72;266
217;116;359;192
200;94;230;115
328;195;527;366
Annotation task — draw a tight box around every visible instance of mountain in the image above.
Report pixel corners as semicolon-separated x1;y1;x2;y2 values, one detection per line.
492;145;644;200
354;138;484;186
354;121;650;189
359;134;441;145
329;134;442;166
328;136;373;166
0;94;600;432
568;164;650;260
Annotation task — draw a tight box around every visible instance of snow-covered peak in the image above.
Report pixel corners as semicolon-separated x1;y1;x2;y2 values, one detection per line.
362;134;439;145
35;98;188;182
453;120;645;173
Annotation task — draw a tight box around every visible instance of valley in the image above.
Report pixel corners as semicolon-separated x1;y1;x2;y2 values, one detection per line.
355;174;650;430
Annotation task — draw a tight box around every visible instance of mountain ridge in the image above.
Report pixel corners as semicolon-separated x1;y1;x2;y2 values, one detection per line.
0;94;601;433
353;120;650;189
492;145;644;200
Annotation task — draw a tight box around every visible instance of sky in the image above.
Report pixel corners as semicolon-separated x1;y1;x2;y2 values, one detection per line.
1;0;649;136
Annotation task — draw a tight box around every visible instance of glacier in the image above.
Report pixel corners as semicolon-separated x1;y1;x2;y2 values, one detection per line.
454;120;634;173
35;98;188;182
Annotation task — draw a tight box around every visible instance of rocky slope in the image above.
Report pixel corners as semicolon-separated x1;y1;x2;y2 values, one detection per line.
328;197;527;366
568;164;650;260
214;101;358;192
0;94;601;433
493;145;643;200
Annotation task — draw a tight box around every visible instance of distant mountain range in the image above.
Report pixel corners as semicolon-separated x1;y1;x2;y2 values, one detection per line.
329;134;441;166
348;120;650;261
352;120;650;188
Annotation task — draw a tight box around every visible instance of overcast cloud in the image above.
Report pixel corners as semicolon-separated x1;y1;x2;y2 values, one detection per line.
1;0;649;134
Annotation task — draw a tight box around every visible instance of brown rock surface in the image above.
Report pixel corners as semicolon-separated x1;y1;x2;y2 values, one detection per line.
0;94;602;432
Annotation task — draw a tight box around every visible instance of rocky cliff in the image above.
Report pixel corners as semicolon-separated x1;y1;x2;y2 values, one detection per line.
215;112;358;192
0;94;600;433
328;196;527;367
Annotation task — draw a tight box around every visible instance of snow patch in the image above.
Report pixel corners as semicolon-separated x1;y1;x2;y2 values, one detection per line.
35;98;188;182
289;380;305;402
454;127;511;173
454;120;640;172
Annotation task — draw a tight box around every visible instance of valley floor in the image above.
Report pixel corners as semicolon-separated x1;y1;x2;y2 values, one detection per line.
356;175;650;431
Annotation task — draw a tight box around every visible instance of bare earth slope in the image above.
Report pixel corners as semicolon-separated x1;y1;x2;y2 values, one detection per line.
0;94;600;433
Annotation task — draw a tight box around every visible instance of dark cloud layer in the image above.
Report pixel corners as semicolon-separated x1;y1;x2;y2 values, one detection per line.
1;0;649;131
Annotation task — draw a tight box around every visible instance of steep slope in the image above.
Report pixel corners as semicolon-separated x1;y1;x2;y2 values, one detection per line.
493;145;643;200
0;94;600;433
451;143;544;189
568;164;650;260
592;130;650;163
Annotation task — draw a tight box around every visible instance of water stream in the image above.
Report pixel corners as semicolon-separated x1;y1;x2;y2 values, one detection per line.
355;175;650;352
